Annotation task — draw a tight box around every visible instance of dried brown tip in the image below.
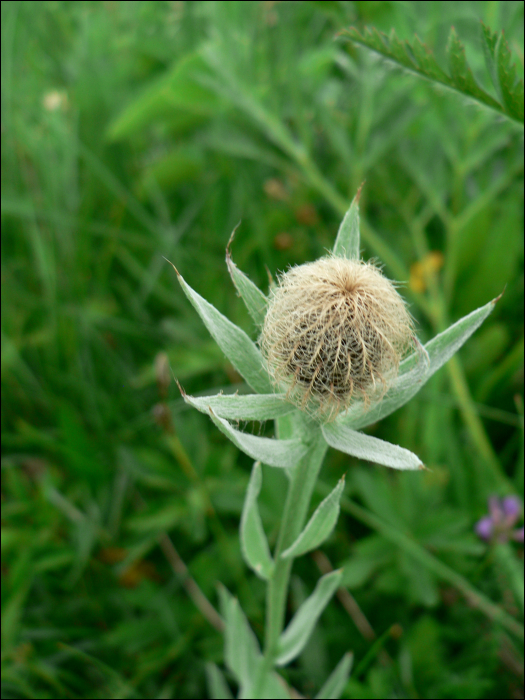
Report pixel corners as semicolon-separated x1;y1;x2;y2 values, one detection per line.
163;256;180;277
260;256;414;422
226;221;242;262
175;378;187;398
492;286;506;305
354;180;365;204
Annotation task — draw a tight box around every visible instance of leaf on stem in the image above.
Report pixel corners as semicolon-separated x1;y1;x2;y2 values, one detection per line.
218;585;261;688
226;225;268;328
280;476;346;559
315;652;354;700
332;186;362;259
240;462;274;580
322;423;423;470
276;570;343;666
208;410;309;468
181;388;294;421
168;262;272;394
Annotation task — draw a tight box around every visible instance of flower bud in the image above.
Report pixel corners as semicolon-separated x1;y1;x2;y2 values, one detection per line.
260;256;414;421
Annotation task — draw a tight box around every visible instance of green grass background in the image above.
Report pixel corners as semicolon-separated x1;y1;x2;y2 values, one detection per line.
1;1;523;698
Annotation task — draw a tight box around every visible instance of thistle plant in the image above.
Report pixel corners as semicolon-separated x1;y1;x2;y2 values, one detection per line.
168;189;498;699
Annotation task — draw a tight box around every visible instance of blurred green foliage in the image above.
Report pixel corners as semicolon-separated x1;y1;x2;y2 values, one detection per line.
1;1;523;698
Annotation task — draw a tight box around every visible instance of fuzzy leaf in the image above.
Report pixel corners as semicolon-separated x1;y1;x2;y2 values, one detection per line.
170;265;272;393
205;663;233;700
226;227;268;328
218;586;261;687
332;186;362;259
240;462;274;580
338;297;497;430
208;410;308;468
415;296;499;377
181;389;293;421
254;664;293;699
315;653;354;699
322;423;423;470
280;476;346;559
343;25;523;125
276;570;343;666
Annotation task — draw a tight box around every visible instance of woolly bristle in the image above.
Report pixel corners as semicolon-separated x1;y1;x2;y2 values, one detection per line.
260;256;414;422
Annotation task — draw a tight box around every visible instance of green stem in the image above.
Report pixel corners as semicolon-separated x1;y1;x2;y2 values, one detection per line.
252;428;327;696
266;433;328;651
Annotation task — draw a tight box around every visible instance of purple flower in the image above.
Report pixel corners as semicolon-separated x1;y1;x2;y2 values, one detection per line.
475;495;523;543
475;516;494;541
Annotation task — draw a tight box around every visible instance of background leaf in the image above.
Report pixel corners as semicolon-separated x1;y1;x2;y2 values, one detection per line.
343;24;523;125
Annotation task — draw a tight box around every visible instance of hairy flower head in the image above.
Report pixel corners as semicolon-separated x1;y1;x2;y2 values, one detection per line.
260;256;414;422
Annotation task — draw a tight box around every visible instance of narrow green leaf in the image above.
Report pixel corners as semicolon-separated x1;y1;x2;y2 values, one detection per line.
410;34;449;82
322;423;423;470
446;27;499;109
226;226;268;328
208;410;308;468
181;389;293;421
205;663;233;700
240;463;274;580
332;186;362;259
218;585;261;687
315;652;354;699
168;263;272;393
495;33;524;122
276;570;343;666
339;297;497;430
480;22;500;96
107;52;222;141
281;476;346;559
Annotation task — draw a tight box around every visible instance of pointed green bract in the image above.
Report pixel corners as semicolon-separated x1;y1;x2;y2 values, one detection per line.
322;423;422;470
174;268;272;394
338;297;497;431
226;233;268;328
332;187;361;259
275;570;343;666
315;652;354;700
240;463;274;580
421;296;499;376
208;410;309;468
280;476;346;559
218;585;261;688
182;391;293;421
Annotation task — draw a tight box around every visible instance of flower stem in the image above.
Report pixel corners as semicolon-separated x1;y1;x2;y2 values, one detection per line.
253;427;327;696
